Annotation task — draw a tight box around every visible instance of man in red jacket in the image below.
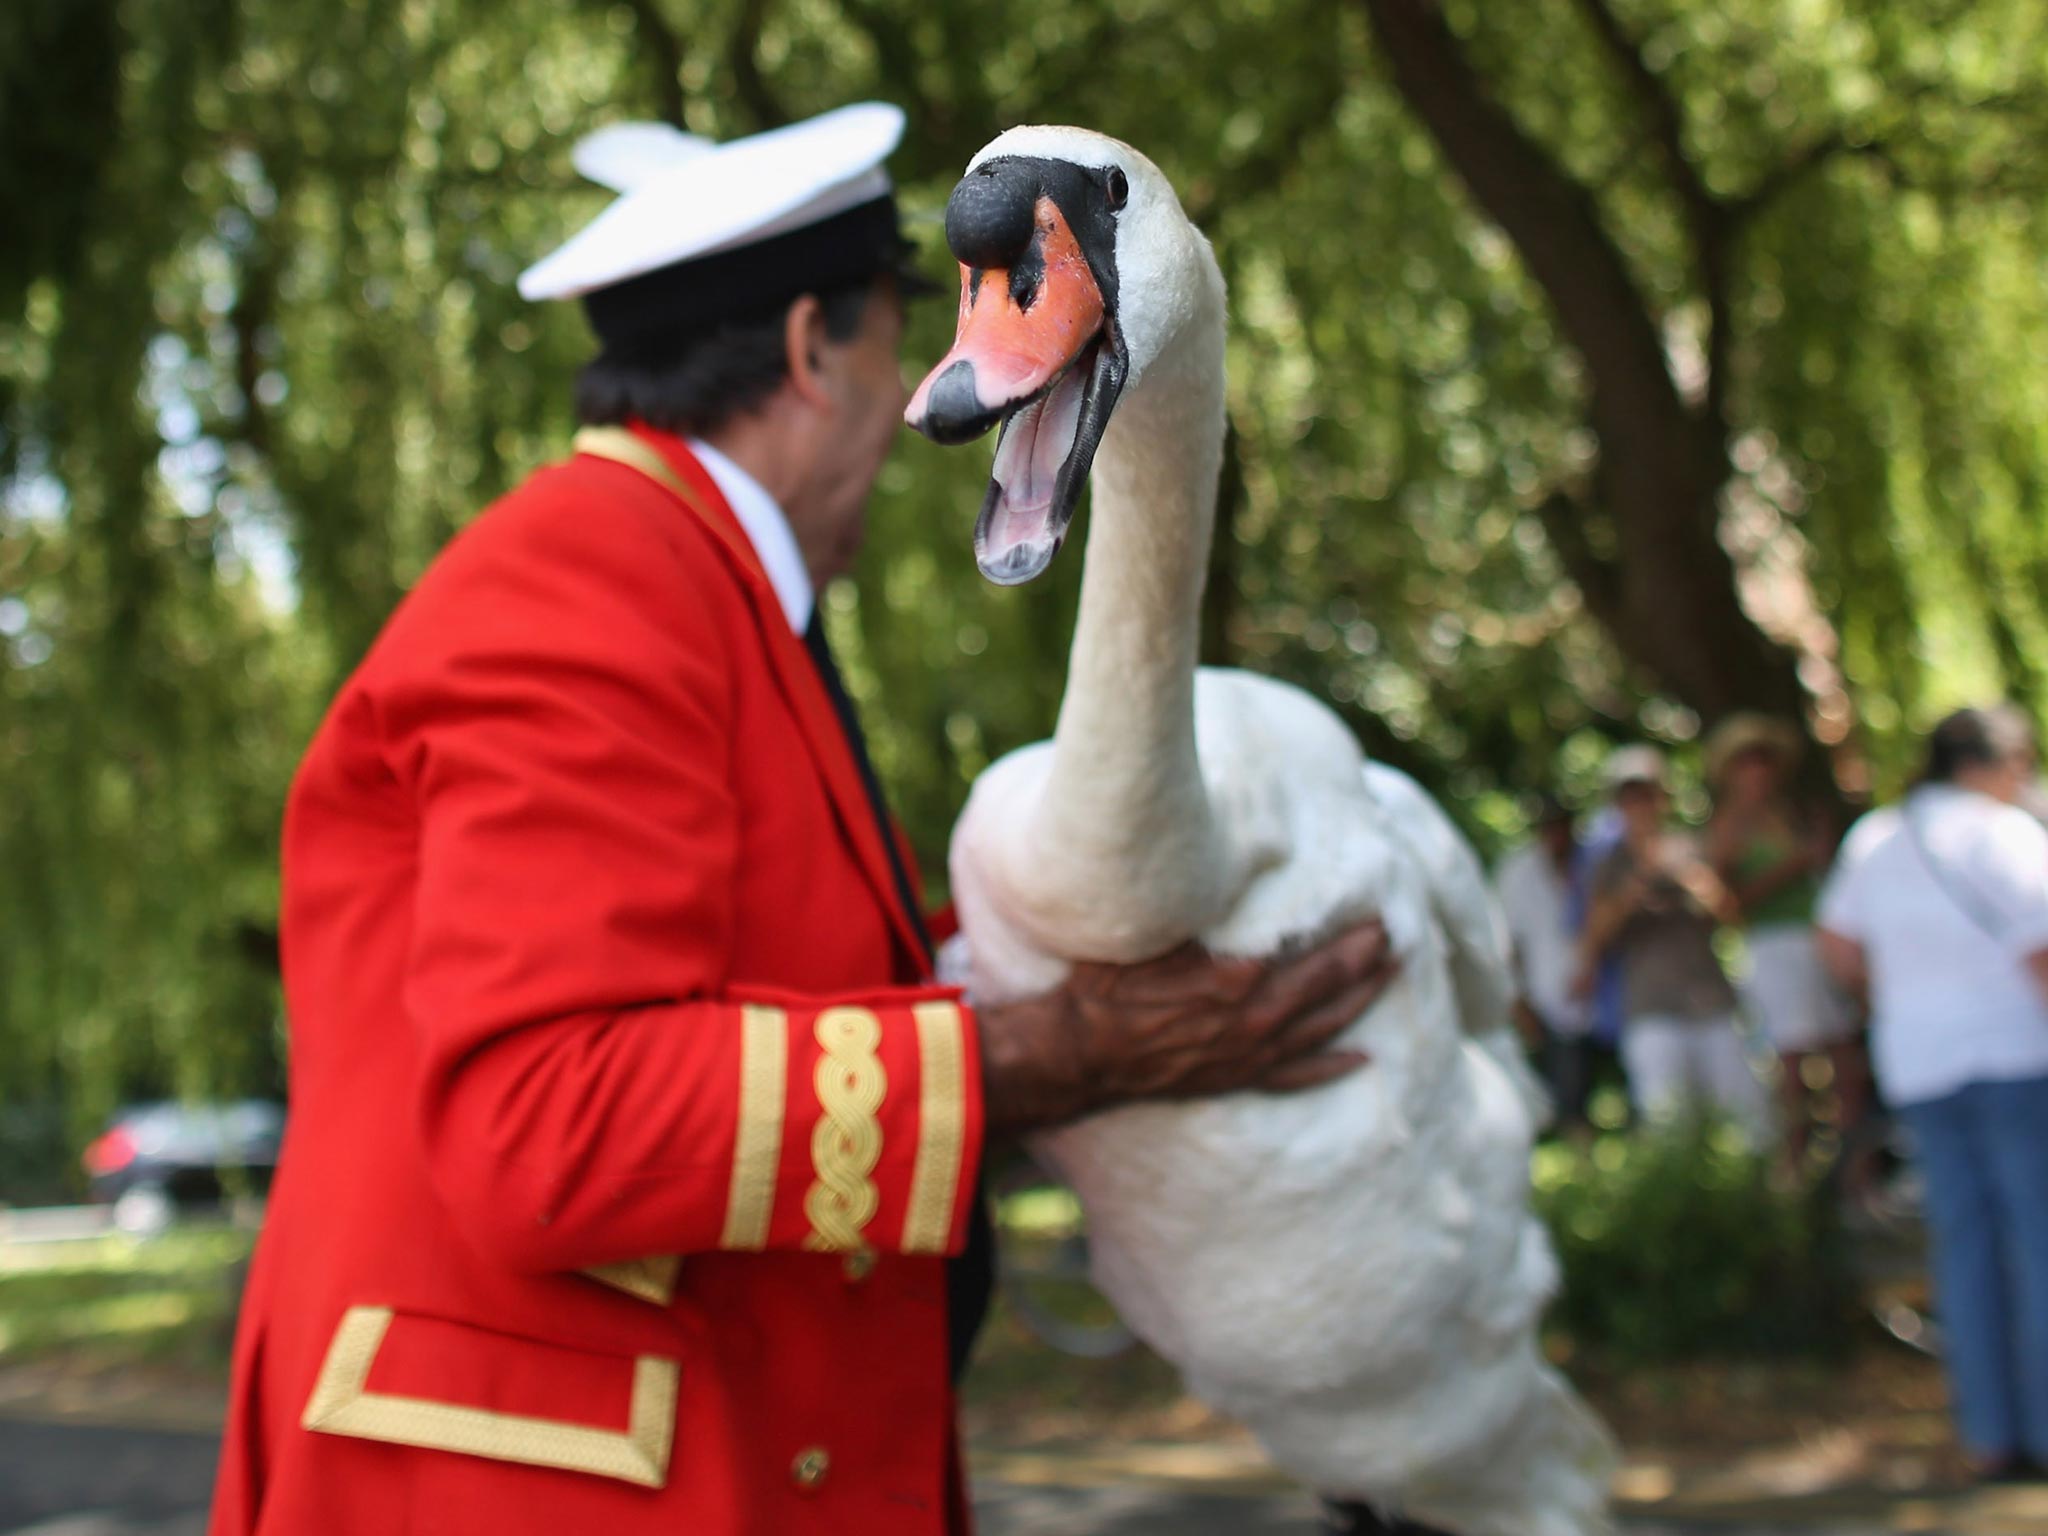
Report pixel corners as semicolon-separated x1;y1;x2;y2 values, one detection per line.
209;103;1394;1536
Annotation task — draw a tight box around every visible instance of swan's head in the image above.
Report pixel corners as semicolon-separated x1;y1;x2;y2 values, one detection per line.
905;126;1207;585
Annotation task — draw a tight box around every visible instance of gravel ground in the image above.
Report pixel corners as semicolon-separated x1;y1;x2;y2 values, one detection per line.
0;1418;1976;1536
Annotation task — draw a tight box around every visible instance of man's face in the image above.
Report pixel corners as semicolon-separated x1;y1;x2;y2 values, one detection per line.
802;279;907;584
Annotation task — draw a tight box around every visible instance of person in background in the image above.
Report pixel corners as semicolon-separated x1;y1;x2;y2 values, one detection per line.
1495;795;1600;1135
1704;714;1862;1167
1581;746;1770;1139
1818;705;2048;1484
1568;796;1632;1115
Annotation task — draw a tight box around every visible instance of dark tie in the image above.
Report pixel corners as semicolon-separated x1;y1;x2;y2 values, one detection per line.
801;611;993;1379
801;613;932;964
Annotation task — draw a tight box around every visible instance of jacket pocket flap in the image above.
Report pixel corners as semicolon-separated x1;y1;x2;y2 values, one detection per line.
302;1305;677;1487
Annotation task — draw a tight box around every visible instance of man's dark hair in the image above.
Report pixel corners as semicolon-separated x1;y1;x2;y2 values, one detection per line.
1922;704;2037;784
574;281;874;437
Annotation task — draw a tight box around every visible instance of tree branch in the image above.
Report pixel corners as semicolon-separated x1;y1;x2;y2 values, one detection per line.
1728;79;2048;223
1569;0;1720;233
1356;0;1684;426
1730;133;1899;223
832;0;960;172
1568;0;1736;425
616;0;687;128
730;0;788;130
1183;58;1347;235
1535;489;1623;633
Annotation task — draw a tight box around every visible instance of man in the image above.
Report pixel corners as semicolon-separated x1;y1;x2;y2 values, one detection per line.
1579;745;1768;1139
1493;794;1601;1133
209;104;1395;1536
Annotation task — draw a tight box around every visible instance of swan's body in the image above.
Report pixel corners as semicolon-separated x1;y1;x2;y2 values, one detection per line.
912;125;1615;1536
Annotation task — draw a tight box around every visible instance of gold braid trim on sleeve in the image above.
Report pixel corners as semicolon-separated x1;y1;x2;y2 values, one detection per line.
801;1007;886;1252
719;1004;789;1250
901;1001;967;1254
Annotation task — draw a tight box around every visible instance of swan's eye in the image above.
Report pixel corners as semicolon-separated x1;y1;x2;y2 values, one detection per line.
1105;167;1129;211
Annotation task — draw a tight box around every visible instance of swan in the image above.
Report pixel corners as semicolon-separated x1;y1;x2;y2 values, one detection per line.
905;127;1616;1536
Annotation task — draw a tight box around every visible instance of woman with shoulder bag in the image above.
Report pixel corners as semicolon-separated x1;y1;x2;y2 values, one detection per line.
1818;706;2048;1484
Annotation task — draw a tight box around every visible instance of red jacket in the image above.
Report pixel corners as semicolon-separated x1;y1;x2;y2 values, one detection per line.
210;426;986;1535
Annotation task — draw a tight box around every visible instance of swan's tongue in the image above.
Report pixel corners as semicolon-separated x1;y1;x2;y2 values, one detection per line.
975;361;1089;584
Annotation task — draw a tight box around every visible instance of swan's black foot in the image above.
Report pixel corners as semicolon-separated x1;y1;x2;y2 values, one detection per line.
1317;1499;1460;1536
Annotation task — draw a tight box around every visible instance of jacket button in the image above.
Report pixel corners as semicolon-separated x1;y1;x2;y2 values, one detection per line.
791;1447;831;1490
842;1247;876;1283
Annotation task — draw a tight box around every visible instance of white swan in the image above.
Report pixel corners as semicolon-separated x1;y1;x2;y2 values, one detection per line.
907;127;1615;1536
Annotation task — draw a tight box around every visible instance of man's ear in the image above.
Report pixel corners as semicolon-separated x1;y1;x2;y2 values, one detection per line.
782;294;832;409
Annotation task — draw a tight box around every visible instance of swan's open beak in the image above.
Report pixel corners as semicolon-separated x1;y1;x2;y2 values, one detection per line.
905;196;1126;586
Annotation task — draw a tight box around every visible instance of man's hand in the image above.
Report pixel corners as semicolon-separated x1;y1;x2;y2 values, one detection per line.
978;918;1398;1136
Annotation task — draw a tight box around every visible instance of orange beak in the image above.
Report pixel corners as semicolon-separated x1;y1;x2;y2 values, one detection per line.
905;197;1107;443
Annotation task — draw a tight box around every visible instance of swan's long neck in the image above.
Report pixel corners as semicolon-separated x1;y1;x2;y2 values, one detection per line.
1022;271;1233;957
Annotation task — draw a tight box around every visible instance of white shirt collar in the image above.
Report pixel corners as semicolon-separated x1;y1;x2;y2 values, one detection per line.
687;437;814;634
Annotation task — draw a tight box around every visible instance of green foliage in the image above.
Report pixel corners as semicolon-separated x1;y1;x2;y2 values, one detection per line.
1534;1124;1859;1363
4;0;2046;1149
0;1227;252;1368
0;1106;74;1208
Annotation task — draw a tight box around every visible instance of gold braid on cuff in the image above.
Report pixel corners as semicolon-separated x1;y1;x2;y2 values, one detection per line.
801;1007;886;1252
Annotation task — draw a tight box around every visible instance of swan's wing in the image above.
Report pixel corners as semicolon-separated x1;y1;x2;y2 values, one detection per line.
1358;763;1512;1029
1359;763;1551;1122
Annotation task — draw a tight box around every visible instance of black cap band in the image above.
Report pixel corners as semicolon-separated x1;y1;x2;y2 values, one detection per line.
582;194;929;363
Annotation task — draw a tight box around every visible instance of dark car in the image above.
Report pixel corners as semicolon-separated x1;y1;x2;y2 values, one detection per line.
83;1100;284;1232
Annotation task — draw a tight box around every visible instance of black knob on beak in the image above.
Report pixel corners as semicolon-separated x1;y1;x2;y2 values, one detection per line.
916;360;1003;445
945;161;1038;271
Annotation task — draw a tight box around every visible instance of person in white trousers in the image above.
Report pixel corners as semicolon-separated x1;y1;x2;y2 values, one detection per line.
1580;745;1771;1141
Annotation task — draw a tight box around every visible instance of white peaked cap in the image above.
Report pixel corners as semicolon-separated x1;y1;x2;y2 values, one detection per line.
518;102;908;302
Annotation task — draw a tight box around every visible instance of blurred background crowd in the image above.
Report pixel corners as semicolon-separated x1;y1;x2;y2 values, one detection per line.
1496;705;2048;1481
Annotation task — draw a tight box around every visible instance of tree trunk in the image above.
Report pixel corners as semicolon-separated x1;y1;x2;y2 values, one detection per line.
1357;0;1812;737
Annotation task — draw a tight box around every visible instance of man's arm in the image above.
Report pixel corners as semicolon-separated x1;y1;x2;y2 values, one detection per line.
978;922;1395;1134
1816;926;1869;999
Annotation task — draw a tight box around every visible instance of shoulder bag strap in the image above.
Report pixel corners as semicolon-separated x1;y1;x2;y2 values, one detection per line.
1902;802;2007;943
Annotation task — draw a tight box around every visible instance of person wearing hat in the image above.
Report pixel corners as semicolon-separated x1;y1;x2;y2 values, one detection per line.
1702;713;1859;1167
1579;745;1769;1138
1492;793;1605;1134
205;105;1397;1536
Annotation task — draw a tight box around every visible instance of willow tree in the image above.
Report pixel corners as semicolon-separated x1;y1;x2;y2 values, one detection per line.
4;0;2044;1153
1353;0;2048;792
